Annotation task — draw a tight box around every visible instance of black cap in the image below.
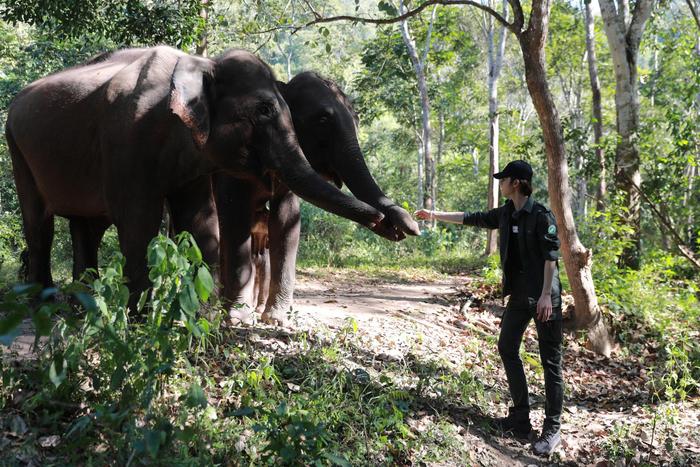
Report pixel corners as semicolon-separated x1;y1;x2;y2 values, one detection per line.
493;160;533;180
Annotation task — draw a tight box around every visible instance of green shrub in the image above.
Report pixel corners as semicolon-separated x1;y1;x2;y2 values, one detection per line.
0;232;216;461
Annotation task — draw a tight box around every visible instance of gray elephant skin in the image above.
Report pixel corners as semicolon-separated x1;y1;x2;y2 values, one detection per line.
6;46;389;309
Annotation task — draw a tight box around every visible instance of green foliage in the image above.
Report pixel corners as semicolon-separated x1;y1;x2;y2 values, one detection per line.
0;232;216;462
0;0;205;48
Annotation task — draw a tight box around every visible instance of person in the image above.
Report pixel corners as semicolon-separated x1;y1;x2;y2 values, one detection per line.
415;160;563;456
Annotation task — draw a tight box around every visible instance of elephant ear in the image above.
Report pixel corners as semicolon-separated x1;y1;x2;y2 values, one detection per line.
170;56;215;150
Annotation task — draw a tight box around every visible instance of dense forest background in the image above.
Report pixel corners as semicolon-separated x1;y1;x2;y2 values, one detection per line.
1;1;698;271
0;0;698;464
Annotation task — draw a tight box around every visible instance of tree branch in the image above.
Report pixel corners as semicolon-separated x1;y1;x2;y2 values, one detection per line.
420;5;439;65
507;0;525;33
627;0;656;53
525;0;550;50
619;170;700;270
685;0;700;31
295;0;513;34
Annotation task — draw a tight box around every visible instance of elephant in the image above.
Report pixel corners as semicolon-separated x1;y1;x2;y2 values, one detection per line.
215;72;421;325
6;46;396;310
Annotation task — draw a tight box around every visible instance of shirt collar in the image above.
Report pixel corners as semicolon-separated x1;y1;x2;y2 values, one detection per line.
511;197;534;220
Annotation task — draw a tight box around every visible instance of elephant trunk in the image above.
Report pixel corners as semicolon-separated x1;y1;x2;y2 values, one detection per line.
261;108;384;230
335;139;421;238
275;146;384;229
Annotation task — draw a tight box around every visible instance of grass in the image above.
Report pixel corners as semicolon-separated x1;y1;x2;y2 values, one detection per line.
1;320;493;465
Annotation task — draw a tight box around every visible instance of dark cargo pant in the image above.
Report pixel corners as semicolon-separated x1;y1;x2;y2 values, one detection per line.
498;272;564;432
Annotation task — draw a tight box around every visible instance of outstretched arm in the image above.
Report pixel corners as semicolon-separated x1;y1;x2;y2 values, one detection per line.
414;209;465;224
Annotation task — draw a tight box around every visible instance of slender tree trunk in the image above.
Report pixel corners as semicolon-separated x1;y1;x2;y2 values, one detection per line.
399;2;436;213
518;0;612;356
472;147;480;175
598;0;656;269
485;0;508;256
573;94;588;221
434;111;446;228
195;0;209;56
584;0;606;210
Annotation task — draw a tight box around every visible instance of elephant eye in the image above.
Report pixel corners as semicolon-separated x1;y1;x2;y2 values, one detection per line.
318;111;333;124
257;101;276;120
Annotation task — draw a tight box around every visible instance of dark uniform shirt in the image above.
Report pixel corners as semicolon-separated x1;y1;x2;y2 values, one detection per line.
463;197;562;318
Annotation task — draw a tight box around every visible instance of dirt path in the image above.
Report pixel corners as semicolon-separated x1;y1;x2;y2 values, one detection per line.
288;269;700;466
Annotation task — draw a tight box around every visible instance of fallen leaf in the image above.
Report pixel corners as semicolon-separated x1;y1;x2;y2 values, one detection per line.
39;435;60;448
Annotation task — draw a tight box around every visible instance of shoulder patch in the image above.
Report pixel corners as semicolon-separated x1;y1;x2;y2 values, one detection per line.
547;224;557;235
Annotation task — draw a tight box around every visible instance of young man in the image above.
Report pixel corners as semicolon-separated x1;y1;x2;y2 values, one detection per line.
415;160;563;456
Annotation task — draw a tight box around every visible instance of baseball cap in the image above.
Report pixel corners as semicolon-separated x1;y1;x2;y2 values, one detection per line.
493;160;533;180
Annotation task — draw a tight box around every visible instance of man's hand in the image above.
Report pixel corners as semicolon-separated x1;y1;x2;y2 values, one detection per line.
536;294;553;322
414;209;432;220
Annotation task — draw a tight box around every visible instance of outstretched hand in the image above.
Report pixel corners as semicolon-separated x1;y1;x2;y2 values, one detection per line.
414;209;432;220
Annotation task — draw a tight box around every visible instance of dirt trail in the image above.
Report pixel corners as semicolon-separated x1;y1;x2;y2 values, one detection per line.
288;269;700;466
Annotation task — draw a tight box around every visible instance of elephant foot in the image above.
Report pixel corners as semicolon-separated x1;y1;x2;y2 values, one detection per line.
228;305;255;326
260;306;290;326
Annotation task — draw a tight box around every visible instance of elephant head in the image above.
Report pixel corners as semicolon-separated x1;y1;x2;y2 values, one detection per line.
169;50;390;235
278;72;420;241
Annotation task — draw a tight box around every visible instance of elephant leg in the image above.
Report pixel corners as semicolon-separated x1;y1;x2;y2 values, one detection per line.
166;176;220;280
8;134;54;287
261;187;300;326
253;250;270;315
214;174;257;324
70;217;110;281
113;200;163;314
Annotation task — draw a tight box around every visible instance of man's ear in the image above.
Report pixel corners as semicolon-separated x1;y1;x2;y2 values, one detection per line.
170;55;215;149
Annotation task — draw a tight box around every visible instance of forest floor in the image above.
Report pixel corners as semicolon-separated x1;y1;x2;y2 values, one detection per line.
284;267;700;466
3;267;699;465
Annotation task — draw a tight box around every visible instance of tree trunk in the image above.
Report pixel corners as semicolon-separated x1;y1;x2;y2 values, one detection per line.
434;111;446;228
583;0;606;210
195;0;209;57
485;0;508;256
399;1;436;213
598;0;656;269
518;1;612;356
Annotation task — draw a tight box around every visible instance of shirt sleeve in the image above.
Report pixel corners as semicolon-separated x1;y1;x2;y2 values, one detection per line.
536;210;560;261
463;206;501;229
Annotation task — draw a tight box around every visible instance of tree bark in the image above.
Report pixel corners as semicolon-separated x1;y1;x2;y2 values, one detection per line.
598;0;656;269
399;1;437;213
485;0;508;256
583;0;606;210
518;0;612;356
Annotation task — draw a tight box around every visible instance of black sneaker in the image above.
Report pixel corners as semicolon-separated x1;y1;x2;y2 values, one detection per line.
493;414;532;439
533;428;561;456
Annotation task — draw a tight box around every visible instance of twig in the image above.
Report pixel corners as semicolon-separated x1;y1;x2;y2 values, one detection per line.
619;170;700;270
686;0;700;31
294;0;514;34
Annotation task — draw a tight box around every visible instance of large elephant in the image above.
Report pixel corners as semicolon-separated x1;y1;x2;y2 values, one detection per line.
6;47;393;309
215;72;420;325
